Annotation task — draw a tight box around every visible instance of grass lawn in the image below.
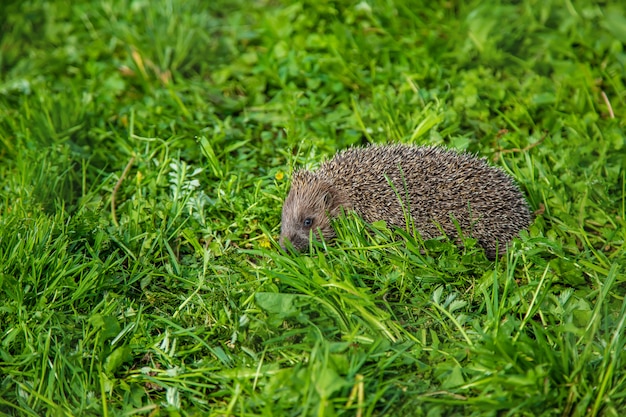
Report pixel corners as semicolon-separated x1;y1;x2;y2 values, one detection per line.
1;0;625;415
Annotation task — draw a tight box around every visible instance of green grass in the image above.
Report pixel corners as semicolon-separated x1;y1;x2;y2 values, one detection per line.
1;0;625;415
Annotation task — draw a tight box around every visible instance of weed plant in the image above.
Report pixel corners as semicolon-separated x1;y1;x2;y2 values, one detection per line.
1;0;625;416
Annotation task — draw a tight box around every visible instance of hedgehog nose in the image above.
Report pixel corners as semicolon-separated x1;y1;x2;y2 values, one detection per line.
279;235;299;253
278;235;289;252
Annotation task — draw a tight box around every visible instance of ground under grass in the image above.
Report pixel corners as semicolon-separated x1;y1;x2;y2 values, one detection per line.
1;0;625;416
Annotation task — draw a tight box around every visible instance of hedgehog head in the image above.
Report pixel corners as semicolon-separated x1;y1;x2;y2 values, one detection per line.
279;170;348;251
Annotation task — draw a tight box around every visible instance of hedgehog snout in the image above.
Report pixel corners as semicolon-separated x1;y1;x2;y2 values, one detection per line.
279;232;309;252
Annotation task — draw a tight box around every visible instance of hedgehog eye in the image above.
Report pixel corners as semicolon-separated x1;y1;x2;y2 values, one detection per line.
303;218;313;227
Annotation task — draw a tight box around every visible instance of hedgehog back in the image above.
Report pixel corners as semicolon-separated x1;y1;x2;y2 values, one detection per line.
317;144;531;257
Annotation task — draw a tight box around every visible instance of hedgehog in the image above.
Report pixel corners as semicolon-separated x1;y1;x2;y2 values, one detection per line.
279;144;531;258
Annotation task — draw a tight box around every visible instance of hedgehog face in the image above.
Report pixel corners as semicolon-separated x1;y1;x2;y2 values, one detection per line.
279;171;338;252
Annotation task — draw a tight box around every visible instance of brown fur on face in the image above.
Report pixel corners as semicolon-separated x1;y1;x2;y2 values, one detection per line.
279;170;350;251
